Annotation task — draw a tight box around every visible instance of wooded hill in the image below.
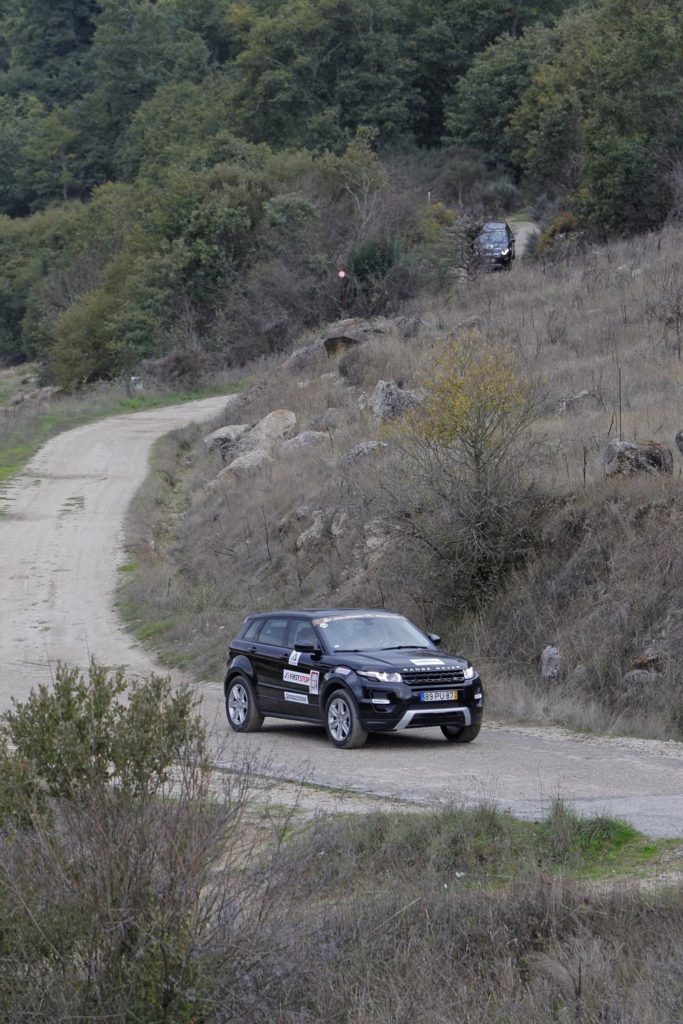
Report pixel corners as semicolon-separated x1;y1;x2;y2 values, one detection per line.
0;0;681;385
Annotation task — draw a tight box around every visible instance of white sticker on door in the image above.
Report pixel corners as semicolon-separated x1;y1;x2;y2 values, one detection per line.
288;650;302;666
309;670;319;695
283;668;311;685
285;691;309;704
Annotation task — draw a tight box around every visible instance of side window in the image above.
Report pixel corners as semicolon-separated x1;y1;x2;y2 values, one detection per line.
242;619;262;641
259;618;289;647
290;619;318;648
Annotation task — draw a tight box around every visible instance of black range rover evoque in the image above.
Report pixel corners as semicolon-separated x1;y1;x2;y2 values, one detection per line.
224;609;484;749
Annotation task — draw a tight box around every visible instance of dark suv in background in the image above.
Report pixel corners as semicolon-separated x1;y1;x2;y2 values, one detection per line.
224;608;484;749
476;221;516;270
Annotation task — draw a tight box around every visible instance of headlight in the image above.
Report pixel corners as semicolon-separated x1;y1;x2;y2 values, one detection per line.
359;670;403;683
463;665;476;680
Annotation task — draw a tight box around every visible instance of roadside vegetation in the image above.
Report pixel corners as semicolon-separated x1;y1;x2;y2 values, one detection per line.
1;664;681;1022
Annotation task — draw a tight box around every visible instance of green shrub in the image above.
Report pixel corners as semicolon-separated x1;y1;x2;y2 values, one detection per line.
0;659;206;823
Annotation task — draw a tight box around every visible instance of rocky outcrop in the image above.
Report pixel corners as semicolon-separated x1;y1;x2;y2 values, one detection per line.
603;440;673;476
282;315;424;371
675;430;683;456
359;379;425;421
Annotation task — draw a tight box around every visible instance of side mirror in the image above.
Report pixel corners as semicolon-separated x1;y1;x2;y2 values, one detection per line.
427;633;442;647
294;642;320;656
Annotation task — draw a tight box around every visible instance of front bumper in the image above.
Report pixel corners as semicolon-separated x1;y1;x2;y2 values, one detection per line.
357;678;484;733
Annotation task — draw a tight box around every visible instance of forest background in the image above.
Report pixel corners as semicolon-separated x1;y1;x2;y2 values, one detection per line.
0;0;681;388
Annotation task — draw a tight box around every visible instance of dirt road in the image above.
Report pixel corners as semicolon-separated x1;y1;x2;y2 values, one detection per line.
1;398;682;838
0;396;229;703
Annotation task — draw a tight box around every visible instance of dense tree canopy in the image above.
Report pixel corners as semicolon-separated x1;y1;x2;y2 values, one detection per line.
0;0;680;383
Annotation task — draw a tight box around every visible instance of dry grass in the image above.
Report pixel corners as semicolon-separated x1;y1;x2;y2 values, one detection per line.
121;225;683;736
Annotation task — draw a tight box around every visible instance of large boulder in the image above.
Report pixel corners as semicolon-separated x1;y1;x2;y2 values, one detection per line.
321;317;389;357
240;409;296;453
603;439;673;476
202;423;251;457
217;450;273;480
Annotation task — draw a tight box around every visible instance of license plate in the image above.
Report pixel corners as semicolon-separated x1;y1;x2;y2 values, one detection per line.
420;689;458;702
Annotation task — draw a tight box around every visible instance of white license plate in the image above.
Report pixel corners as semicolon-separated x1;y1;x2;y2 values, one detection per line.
420;689;458;702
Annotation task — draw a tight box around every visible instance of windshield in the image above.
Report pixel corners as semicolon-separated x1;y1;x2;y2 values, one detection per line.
313;613;432;652
479;228;507;246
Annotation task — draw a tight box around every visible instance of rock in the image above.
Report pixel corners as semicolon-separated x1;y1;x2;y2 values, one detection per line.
296;510;327;552
603;439;674;476
675;430;683;456
540;645;560;681
371;379;425;421
356;392;369;413
631;648;664;672
202;423;251;456
321;318;387;358
572;663;589;685
345;440;389;463
555;389;595;415
622;669;661;688
282;340;325;372
282;430;329;451
217;450;272;479
308;408;341;431
240;409;296;453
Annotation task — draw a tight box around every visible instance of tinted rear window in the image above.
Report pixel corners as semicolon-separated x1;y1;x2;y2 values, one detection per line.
259;618;290;647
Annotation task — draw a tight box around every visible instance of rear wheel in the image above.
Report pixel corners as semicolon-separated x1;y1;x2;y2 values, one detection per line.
441;722;481;744
325;690;367;749
225;675;263;733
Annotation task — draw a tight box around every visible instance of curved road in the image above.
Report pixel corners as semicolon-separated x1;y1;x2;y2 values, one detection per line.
1;397;682;838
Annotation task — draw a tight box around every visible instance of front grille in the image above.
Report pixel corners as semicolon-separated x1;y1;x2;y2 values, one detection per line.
402;668;465;689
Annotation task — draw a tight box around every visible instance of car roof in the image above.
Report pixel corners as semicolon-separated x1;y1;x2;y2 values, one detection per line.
246;607;401;619
481;221;509;230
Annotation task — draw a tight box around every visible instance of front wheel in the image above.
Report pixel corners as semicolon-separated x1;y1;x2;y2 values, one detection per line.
441;722;481;744
324;691;368;749
225;675;264;733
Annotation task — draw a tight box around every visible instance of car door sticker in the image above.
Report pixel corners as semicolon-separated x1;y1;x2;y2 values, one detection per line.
334;666;351;675
288;650;302;666
284;691;309;704
309;670;319;695
411;658;445;666
283;668;310;685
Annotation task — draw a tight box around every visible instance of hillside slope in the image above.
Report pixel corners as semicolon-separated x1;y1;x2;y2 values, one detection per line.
122;226;683;740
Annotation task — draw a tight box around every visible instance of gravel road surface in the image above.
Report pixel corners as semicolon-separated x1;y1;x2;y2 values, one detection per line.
1;397;681;838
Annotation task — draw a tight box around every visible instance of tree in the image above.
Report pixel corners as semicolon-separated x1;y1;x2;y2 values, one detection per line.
1;0;98;104
379;332;542;612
